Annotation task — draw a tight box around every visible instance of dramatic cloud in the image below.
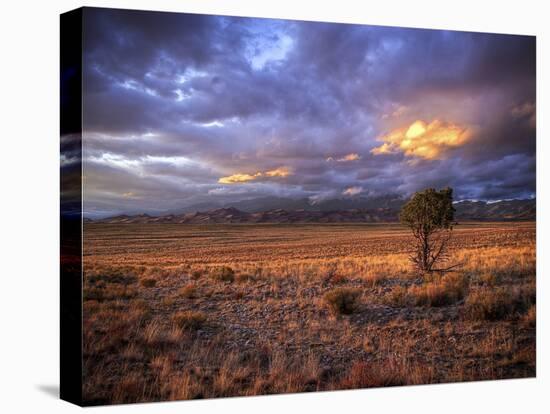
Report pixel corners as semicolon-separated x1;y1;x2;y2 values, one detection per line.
327;153;361;162
342;186;364;196
372;120;472;160
218;166;292;184
80;8;536;217
218;173;261;184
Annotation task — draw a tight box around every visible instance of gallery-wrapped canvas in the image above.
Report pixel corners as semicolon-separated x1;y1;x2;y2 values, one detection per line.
60;6;536;406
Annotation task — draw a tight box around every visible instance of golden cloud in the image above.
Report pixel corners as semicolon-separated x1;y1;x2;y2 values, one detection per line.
371;120;471;160
218;166;292;184
338;153;361;162
326;153;361;162
264;166;292;177
218;173;261;184
342;186;363;196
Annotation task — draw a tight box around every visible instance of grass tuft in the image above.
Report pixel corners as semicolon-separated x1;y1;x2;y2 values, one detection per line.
323;287;361;315
179;284;197;298
211;266;235;283
464;285;535;321
172;311;207;331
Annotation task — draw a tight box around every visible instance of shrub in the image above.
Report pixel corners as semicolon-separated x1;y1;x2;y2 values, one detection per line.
179;284;197;298
464;286;534;321
211;266;235;283
384;286;408;307
161;297;176;307
140;278;157;288
323;288;361;315
236;273;257;283
400;187;455;273
385;274;468;307
172;311;207;331
409;273;468;307
191;270;203;280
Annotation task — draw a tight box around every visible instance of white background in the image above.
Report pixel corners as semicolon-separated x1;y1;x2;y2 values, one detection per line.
0;0;547;412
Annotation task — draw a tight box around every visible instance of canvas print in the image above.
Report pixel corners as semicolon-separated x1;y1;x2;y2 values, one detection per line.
61;6;536;406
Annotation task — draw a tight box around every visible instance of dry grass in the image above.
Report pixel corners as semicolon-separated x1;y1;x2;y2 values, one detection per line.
82;222;535;404
337;358;433;389
464;285;535;321
410;273;469;307
179;284;197;298
523;305;536;328
385;273;468;307
172;311;207;331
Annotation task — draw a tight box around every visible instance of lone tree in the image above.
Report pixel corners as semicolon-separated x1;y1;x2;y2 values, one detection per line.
400;187;456;273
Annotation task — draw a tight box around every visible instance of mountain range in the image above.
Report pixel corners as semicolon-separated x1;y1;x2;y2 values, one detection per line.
88;197;536;224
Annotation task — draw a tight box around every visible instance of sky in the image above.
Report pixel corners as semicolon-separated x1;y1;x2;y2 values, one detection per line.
79;7;536;217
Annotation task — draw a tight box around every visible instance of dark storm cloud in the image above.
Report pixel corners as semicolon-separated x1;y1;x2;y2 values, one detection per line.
81;7;536;216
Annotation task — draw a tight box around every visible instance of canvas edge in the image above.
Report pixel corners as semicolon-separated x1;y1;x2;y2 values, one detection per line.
60;7;84;407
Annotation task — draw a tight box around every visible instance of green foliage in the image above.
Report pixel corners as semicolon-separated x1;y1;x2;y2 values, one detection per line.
400;187;456;273
400;187;455;232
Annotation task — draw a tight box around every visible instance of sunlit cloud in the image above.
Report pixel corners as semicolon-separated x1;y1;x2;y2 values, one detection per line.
264;166;292;177
371;120;472;160
218;173;262;184
338;153;361;162
342;186;364;196
326;153;361;162
218;166;292;184
80;9;535;217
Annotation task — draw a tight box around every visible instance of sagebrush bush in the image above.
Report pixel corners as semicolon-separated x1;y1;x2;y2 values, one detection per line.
191;270;203;280
172;311;207;331
140;278;157;288
323;287;361;315
179;284;197;298
385;286;408;307
211;266;235;283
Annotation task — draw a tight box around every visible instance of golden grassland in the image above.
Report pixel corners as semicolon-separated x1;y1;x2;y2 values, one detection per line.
82;222;535;404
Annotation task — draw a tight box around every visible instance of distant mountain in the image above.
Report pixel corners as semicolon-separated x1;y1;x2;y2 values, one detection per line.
94;206;398;224
454;199;536;221
230;196;313;212
91;198;535;224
